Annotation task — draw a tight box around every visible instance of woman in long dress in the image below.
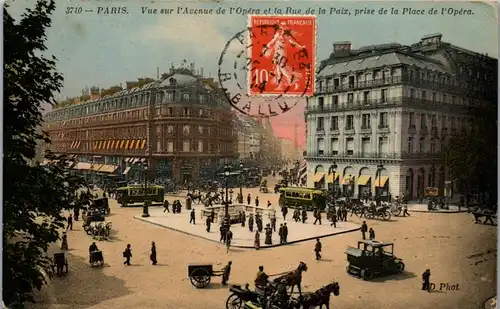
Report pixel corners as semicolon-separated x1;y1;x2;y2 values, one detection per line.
264;224;273;245
254;230;261;250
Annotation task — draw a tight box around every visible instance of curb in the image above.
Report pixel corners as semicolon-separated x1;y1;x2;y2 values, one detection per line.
408;209;467;214
133;216;361;249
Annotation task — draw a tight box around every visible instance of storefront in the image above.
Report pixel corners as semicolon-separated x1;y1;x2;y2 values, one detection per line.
357;175;372;198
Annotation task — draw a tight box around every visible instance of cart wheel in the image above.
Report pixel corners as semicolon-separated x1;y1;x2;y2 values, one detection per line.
392;208;402;216
383;211;391;221
360;268;373;280
396;261;405;272
190;268;211;288
226;293;243;309
346;263;351;274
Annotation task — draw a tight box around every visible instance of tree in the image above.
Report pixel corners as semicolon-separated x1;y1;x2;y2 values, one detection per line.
4;1;87;307
441;53;498;204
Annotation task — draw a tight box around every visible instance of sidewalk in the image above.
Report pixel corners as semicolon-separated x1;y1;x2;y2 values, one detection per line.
407;203;467;213
134;207;360;249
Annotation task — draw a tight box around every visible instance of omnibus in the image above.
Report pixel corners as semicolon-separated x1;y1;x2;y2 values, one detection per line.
116;185;164;207
278;187;327;211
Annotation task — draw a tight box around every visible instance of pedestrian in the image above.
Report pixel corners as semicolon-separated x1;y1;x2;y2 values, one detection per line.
247;193;251;205
422;269;431;292
278;224;284;244
267;200;271;208
264;224;273;245
226;228;233;252
248;214;254;232
220;224;227;242
241;211;246;227
210;209;215;223
403;204;410;217
74;207;80;221
255;197;260;207
206;216;211;232
254;230;260;250
66;214;73;230
123;244;132;266
314;238;322;260
221;261;232;285
189;209;196;224
313;209;322;225
369;228;375;240
301;208;307;223
150;241;157;265
270;215;277;232
163;200;170;213
330;211;337;228
293;209;300;222
283;223;288;243
342;207;348;221
361;221;368;240
282;206;288;220
61;232;69;251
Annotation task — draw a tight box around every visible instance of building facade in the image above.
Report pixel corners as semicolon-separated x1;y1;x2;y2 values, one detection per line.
233;114;263;159
43;69;237;183
305;33;497;200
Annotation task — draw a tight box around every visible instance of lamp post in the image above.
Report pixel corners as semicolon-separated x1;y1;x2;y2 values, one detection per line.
224;164;230;216
142;162;150;218
239;160;243;203
376;163;384;202
332;162;337;202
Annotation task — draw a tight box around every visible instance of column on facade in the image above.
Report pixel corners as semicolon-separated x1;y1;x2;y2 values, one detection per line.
339;115;345;153
370;111;377;153
354;113;361;153
394;111;402;154
389;111;396;154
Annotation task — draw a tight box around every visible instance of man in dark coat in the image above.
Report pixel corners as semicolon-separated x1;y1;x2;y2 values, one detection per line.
163;200;170;213
189;209;196;224
282;223;288;243
301;209;308;223
422;269;431;292
281;206;288;220
220;225;227;242
313;209;322;225
361;221;368;240
255;197;260;207
314;238;322;260
247;193;251;205
270;215;277;232
330;211;337;228
342;207;348;221
248;214;254;232
278;224;284;244
206;216;212;232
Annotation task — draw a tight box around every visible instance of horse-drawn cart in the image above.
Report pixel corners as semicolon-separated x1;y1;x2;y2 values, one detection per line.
188;264;226;288
90;250;104;267
53;252;68;276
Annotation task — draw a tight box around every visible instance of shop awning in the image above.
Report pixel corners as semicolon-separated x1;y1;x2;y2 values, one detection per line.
357;175;371;186
342;175;355;185
123;166;131;175
124;140;130;150
326;172;340;183
312;173;325;183
90;164;103;171
98;164;118;173
133;158;141;163
141;140;147;149
374;176;389;187
74;162;92;170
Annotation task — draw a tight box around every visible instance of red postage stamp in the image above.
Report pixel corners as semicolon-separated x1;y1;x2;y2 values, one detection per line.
248;15;316;96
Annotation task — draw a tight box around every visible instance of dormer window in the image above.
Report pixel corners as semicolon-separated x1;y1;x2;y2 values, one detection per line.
169;78;177;85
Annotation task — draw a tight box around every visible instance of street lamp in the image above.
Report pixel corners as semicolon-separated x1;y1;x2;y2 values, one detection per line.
239;160;243;203
332;162;337;202
376;163;384;201
224;164;230;216
142;162;150;218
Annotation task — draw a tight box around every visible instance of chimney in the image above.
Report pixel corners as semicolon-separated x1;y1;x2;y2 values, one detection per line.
201;67;204;77
420;33;442;48
333;41;351;57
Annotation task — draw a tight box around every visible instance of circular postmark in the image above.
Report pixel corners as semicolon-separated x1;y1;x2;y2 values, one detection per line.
218;17;315;118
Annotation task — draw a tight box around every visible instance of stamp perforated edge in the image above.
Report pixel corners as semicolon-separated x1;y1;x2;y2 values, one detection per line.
246;14;317;98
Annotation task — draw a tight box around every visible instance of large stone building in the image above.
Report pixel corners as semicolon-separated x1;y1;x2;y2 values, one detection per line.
305;33;497;200
233;113;263;159
43;68;237;183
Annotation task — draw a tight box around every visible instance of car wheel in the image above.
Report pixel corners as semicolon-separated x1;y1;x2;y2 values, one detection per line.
361;268;373;280
396;261;405;272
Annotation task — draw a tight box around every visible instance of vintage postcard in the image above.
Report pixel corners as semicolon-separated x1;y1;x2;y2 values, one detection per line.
3;1;498;309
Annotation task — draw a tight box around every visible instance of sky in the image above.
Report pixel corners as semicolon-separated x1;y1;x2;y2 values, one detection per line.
7;0;498;149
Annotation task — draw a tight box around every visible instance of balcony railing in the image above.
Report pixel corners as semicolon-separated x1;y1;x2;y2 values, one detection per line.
305;151;441;160
305;96;471;114
316;75;473;95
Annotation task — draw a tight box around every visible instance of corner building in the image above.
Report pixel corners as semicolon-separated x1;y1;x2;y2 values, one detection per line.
44;72;237;182
305;34;496;200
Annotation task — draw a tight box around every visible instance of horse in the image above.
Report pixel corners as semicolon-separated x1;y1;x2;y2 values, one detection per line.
294;282;340;309
273;262;308;298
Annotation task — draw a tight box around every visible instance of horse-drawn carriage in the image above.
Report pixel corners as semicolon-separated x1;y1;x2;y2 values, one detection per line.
90;250;104;267
226;262;309;309
188;263;228;288
84;221;112;240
